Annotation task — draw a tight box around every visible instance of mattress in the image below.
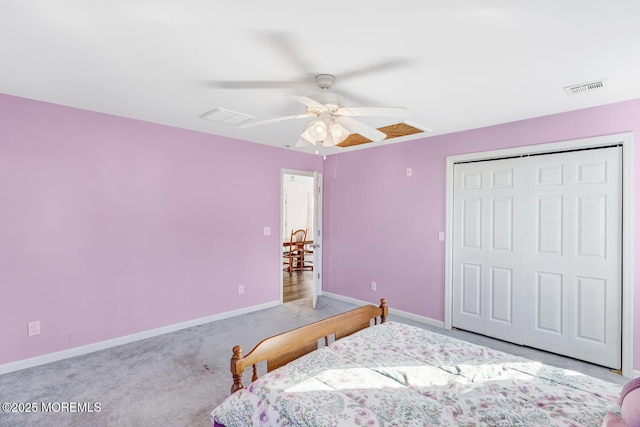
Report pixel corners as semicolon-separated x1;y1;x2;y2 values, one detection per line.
211;321;621;426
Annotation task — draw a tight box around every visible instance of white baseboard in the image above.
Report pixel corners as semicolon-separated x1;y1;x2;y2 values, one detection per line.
322;292;445;329
0;300;280;375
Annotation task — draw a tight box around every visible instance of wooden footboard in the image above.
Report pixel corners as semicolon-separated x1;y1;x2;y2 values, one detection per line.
230;298;388;394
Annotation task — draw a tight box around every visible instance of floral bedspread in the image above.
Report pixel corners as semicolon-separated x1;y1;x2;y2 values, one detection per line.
211;321;621;426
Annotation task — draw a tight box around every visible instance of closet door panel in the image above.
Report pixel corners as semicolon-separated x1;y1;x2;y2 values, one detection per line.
489;266;514;324
523;148;621;368
453;159;524;344
527;271;567;354
452;162;486;334
566;149;621;368
461;263;482;317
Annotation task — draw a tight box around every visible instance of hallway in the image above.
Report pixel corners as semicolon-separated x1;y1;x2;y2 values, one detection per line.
283;270;313;303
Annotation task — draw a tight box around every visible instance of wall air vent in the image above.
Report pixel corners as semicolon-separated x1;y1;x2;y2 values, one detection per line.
200;108;253;125
564;78;607;95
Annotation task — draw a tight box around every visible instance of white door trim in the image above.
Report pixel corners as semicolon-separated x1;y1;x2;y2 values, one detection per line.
280;168;323;305
444;132;634;377
312;171;323;308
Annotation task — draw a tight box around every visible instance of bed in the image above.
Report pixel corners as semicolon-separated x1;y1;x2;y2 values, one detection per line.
211;299;622;426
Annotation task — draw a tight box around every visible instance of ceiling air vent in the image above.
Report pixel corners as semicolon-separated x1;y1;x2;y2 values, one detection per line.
200;108;253;125
564;78;607;95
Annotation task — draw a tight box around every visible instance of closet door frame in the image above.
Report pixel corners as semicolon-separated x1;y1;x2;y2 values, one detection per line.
444;132;634;377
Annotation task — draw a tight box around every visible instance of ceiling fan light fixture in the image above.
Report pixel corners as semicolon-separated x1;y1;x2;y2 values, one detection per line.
300;123;318;145
322;134;337;147
329;121;349;144
307;119;328;141
300;118;349;147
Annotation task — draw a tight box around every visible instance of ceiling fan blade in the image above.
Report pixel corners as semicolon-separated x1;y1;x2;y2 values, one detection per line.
290;95;325;109
240;113;314;129
336;106;410;118
200;32;315;91
338;58;416;81
261;31;313;75
334;88;379;106
335;116;386;142
199;80;310;90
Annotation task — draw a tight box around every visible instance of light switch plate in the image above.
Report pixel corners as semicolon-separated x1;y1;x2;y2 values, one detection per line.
263;227;271;236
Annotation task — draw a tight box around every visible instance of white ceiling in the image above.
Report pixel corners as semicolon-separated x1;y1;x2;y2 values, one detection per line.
2;1;640;155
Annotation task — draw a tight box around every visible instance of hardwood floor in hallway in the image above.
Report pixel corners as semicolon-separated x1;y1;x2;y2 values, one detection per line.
283;270;313;303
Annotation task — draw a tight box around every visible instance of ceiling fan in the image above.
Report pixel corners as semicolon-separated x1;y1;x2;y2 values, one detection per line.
240;74;412;147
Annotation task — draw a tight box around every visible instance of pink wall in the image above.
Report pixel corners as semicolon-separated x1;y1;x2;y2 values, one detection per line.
0;93;322;365
2;92;639;370
323;98;640;368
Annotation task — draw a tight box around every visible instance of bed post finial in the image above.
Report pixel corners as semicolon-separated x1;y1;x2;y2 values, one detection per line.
380;298;388;323
231;345;244;394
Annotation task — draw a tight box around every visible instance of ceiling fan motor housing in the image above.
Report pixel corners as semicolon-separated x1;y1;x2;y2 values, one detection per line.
308;92;345;111
314;74;335;90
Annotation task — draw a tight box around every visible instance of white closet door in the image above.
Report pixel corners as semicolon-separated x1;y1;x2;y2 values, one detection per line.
523;147;621;368
452;159;525;344
452;147;622;369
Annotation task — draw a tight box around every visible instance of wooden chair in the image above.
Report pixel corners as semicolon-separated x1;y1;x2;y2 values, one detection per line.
283;229;306;275
301;233;314;271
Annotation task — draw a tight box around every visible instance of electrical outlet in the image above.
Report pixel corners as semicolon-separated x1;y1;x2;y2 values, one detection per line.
370;281;377;292
28;321;40;336
238;285;245;295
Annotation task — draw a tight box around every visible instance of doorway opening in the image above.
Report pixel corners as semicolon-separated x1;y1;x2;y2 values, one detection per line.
281;171;320;305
